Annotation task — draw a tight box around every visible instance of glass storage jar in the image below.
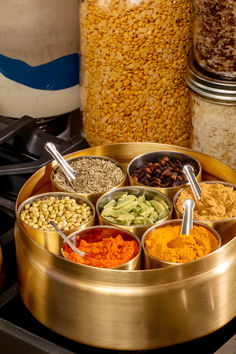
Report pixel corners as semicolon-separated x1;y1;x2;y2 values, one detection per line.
192;0;236;80
80;0;193;147
186;57;236;170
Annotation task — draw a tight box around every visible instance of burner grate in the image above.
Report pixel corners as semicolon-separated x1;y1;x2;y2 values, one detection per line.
0;115;88;200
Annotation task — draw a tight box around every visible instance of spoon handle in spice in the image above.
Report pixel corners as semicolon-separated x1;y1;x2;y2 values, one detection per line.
183;165;201;201
181;199;195;236
50;221;85;258
45;142;76;186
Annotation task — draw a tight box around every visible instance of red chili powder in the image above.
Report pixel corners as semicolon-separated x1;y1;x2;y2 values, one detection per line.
62;231;139;268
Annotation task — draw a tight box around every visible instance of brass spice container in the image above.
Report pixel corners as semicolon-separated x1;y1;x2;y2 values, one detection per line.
62;225;142;270
142;219;221;269
15;143;236;350
173;181;236;245
96;186;172;240
17;192;95;255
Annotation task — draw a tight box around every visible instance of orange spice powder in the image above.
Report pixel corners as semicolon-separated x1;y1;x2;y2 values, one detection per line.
63;232;139;268
145;224;219;263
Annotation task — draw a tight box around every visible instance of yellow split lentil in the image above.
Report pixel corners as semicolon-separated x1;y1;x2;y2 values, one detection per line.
80;0;192;147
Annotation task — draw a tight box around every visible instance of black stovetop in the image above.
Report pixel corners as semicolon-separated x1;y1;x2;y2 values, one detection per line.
0;116;235;354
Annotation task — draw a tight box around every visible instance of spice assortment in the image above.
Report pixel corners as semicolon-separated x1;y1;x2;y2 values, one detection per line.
62;229;139;269
100;192;169;226
130;156;198;188
175;182;236;221
15;144;236;349
53;157;125;194
17;146;236;270
192;0;236;79
143;222;219;263
80;0;192;147
20;195;93;231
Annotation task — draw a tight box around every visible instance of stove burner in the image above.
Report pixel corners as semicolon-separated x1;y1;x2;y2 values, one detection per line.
35;114;69;136
0;115;88;200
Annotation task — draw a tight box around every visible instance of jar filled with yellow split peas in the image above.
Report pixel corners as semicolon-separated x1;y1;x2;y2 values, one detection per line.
80;0;193;147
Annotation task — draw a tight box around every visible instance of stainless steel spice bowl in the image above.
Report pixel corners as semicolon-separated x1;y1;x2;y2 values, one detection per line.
142;219;221;269
96;186;172;240
127;151;202;200
50;155;127;205
61;225;142;270
173;181;236;245
17;192;95;255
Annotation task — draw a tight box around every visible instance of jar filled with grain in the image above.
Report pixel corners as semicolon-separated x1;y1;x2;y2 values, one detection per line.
185;57;236;170
192;0;236;80
80;0;193;147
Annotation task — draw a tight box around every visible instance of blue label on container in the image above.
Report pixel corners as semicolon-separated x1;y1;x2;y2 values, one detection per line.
0;53;80;90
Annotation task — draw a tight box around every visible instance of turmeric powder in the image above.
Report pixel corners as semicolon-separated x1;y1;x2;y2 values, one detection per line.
63;231;139;268
144;223;219;263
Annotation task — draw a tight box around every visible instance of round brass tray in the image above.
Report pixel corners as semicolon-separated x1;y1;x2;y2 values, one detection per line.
15;143;236;350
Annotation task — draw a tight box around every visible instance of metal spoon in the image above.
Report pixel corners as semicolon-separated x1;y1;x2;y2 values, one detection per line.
45;142;76;188
180;198;195;236
50;221;85;258
183;164;201;201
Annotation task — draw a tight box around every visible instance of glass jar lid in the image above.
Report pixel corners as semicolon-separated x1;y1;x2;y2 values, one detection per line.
185;56;236;103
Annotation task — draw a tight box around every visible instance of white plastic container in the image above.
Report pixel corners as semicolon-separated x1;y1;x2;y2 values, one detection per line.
0;0;80;118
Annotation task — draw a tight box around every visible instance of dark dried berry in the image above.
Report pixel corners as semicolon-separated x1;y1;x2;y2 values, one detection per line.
130;155;198;188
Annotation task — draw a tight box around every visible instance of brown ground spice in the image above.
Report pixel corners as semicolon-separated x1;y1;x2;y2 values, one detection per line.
176;183;236;221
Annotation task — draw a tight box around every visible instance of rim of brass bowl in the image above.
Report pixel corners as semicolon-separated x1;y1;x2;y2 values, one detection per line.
127;150;202;200
50;155;127;205
142;219;221;269
17;192;95;254
61;225;142;270
96;186;173;239
173;181;236;224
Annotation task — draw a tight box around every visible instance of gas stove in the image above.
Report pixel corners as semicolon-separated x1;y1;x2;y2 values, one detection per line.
0;113;87;200
0;116;235;354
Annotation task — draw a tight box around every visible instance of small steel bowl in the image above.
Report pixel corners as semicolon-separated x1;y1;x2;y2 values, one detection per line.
61;225;142;270
50;155;127;205
173;181;236;245
142;219;221;269
18;192;95;255
96;186;172;240
127;151;202;201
